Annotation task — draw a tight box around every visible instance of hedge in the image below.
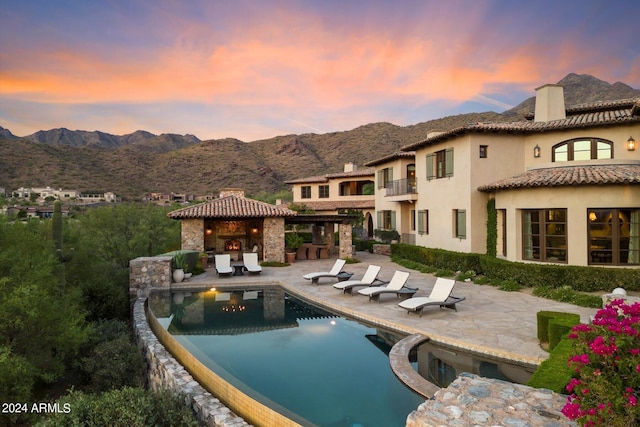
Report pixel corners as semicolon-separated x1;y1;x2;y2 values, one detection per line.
536;311;580;345
527;337;574;394
391;244;640;292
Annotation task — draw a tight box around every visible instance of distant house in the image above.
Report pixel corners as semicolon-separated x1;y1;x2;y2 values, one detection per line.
367;84;639;267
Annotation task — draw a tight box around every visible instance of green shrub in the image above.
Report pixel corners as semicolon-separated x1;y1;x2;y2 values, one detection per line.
75;320;145;392
549;317;580;351
455;270;476;282
37;387;198;427
537;311;580;345
527;337;574;393
434;269;455;278
533;286;603;308
497;279;522;292
344;257;360;264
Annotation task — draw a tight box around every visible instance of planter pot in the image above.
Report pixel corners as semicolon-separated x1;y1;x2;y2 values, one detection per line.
285;252;296;263
173;268;185;283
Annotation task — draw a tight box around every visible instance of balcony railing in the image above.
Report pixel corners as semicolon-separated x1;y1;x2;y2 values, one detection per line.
385;178;417;196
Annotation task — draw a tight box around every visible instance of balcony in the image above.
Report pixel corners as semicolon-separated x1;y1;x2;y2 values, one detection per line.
384;178;418;202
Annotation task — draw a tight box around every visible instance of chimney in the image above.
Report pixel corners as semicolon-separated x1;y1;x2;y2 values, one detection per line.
344;162;357;172
219;188;245;198
534;84;566;122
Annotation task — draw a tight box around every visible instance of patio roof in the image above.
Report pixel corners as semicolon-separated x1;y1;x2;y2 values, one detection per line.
167;194;297;219
285;213;361;225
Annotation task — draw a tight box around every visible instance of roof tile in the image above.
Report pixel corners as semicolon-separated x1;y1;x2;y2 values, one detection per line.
168;195;297;219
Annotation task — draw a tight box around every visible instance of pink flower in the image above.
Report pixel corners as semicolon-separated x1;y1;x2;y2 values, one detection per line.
562;400;582;420
569;353;590;365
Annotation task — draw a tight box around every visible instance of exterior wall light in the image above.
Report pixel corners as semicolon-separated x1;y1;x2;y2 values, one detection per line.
533;144;541;158
627;136;636;151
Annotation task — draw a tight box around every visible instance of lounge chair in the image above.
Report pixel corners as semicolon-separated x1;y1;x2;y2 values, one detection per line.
398;278;465;316
303;259;347;284
214;254;233;277
333;265;382;294
242;252;262;274
357;271;416;302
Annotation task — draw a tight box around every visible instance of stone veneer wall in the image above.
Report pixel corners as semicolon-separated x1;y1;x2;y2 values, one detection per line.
338;222;353;259
129;256;172;298
263;217;285;263
182;218;205;251
406;373;577;427
133;298;251;427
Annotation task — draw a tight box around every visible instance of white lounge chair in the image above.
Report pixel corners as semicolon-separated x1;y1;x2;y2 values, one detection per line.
214;254;233;277
357;271;416;302
303;259;347;284
242;252;262;274
398;278;465;316
333;265;382;294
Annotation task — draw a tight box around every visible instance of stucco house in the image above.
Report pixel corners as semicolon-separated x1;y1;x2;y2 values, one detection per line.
285;162;376;238
382;84;640;267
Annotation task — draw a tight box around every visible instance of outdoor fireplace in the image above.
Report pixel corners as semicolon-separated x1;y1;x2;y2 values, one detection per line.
225;239;242;251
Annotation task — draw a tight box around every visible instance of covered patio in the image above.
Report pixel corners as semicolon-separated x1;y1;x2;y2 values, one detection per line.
167;189;357;263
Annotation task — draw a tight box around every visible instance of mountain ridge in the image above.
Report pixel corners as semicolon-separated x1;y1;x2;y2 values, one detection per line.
1;73;638;199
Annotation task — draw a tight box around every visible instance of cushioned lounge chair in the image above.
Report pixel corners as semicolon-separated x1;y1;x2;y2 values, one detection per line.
242;252;262;274
357;270;416;302
303;259;346;285
214;254;233;277
333;265;382;294
398;277;465;316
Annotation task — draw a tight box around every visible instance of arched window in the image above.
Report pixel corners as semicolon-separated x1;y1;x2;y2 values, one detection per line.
552;138;613;162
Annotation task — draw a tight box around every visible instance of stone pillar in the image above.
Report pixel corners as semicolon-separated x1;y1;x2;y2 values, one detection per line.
338;222;353;259
181;218;205;251
129;256;172;298
263;217;285;263
322;222;335;253
263;288;285;320
311;224;323;244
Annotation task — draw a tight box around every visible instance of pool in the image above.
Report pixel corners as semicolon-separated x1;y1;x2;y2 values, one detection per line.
149;288;425;426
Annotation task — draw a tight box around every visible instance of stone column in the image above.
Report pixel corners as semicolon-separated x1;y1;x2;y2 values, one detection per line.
180;218;205;251
263;218;285;263
338;222;353;259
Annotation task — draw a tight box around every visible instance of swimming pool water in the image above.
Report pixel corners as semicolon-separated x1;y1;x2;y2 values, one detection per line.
157;289;425;426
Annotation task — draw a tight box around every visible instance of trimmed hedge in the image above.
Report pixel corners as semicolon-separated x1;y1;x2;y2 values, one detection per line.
549;317;580;351
536;311;580;345
391;244;640;292
527;337;574;394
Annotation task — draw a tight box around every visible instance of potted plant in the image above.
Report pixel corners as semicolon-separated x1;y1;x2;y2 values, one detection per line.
199;252;209;269
285;233;304;263
172;252;187;283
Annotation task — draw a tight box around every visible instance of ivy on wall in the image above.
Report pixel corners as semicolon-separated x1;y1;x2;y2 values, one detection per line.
486;198;497;257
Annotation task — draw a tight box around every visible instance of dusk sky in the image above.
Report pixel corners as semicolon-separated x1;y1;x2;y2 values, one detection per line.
1;0;639;142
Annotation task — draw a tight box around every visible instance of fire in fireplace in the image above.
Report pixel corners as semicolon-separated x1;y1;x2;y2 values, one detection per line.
225;240;242;251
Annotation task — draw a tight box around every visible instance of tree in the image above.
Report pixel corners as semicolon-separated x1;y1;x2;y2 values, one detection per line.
0;218;87;415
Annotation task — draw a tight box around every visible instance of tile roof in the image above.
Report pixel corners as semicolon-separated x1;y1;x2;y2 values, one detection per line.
478;163;640;192
285;168;374;184
403;98;640;151
289;200;375;211
167;195;297;219
365;151;416;167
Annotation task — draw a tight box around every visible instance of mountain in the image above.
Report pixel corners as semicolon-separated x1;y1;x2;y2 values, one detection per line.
1;74;638;200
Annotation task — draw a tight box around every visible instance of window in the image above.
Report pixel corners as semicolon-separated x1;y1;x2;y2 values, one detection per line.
377;168;393;189
588;208;640;266
426;148;454;180
417;210;429;235
479;145;488;158
454;209;466;239
376;210;396;230
522;209;567;262
319;185;329;198
301;186;311;199
410;209;416;231
552;138;612;162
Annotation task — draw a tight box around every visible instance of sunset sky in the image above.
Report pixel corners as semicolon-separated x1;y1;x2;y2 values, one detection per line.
1;0;639;142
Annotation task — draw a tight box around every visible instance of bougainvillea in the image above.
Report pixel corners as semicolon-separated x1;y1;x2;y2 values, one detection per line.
562;299;640;427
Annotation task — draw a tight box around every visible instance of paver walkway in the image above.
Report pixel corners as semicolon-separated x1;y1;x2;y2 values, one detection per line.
180;251;598;367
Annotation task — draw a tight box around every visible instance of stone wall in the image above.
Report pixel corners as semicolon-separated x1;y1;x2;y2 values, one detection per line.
182;218;205;251
406;373;576;427
133;298;250;427
129;256;172;298
372;243;391;256
263;217;285;263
